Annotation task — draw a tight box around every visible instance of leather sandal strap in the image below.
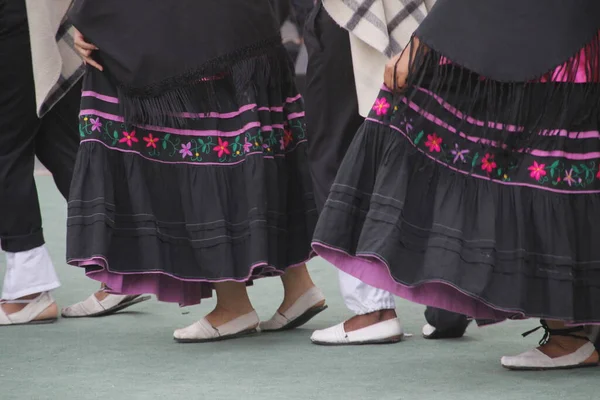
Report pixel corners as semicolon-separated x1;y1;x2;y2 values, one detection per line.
522;320;588;345
0;299;35;305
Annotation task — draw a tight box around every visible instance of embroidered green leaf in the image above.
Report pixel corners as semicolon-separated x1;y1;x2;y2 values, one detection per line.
471;153;480;168
497;168;503;176
414;131;425;145
113;130;118;139
572;165;580;174
79;125;86;138
551;168;555;178
550;160;560;169
164;134;171;142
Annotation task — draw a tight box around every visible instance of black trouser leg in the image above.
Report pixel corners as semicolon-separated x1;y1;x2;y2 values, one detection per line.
0;0;79;253
290;0;314;34
35;83;81;200
270;0;292;27
304;3;364;212
424;307;471;338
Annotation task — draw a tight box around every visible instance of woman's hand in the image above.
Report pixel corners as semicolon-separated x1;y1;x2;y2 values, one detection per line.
74;29;103;71
384;37;421;91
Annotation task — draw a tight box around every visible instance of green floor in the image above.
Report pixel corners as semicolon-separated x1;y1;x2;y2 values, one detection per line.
1;177;597;400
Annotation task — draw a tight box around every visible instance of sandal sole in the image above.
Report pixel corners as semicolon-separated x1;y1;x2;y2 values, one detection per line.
1;318;58;327
61;295;151;318
174;328;259;343
503;362;599;371
312;334;404;346
262;305;328;333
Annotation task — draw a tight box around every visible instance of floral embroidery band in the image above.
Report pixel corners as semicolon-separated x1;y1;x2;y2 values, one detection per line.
368;91;600;193
79;114;307;165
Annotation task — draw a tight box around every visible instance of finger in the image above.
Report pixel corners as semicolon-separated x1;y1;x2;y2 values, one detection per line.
84;57;103;71
74;31;99;50
77;48;92;57
395;72;407;91
393;57;408;92
384;65;393;89
75;39;98;51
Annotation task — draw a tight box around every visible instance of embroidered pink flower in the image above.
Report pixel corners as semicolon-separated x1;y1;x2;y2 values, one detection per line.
143;133;159;148
372;97;391;116
528;161;547;181
597;167;600;179
213;137;231;158
425;134;442;153
243;138;253;153
481;153;497;173
179;142;193;158
450;143;469;164
119;130;138;147
564;168;575;186
90;117;103;132
283;128;293;147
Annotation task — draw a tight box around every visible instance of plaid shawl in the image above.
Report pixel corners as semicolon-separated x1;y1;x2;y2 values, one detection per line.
25;0;85;117
322;0;436;116
323;0;436;58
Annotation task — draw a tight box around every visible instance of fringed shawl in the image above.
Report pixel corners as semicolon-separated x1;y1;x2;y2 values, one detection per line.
398;0;600;160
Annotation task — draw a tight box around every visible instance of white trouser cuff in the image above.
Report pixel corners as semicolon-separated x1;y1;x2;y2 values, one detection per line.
338;270;395;315
2;245;61;300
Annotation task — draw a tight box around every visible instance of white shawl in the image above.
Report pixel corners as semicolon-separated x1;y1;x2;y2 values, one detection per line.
25;0;84;116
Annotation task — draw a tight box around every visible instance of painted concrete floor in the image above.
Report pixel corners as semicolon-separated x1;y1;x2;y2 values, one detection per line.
1;177;598;400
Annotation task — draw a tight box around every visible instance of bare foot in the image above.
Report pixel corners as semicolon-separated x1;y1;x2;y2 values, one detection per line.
94;284;110;301
1;293;58;321
204;305;256;328
2;293;39;314
538;335;599;364
277;288;325;315
278;265;324;313
204;281;256;328
344;309;398;332
94;291;110;301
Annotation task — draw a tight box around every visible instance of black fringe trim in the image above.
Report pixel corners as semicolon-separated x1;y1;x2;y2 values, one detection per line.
395;31;600;170
106;37;293;127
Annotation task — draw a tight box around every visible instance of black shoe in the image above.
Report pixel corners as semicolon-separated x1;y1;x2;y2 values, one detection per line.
422;320;471;339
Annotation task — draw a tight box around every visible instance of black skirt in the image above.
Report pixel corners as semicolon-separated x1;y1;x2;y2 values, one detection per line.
67;57;317;306
312;79;600;324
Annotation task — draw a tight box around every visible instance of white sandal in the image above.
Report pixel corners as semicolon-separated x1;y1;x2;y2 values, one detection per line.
501;321;599;370
311;318;404;346
0;292;58;326
259;287;327;332
61;293;151;318
174;310;260;343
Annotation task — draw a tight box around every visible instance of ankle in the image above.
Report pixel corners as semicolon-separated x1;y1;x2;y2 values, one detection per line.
205;304;255;327
19;293;42;301
549;334;589;349
214;303;254;316
344;309;397;332
94;290;110;301
1;292;46;314
281;265;315;293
